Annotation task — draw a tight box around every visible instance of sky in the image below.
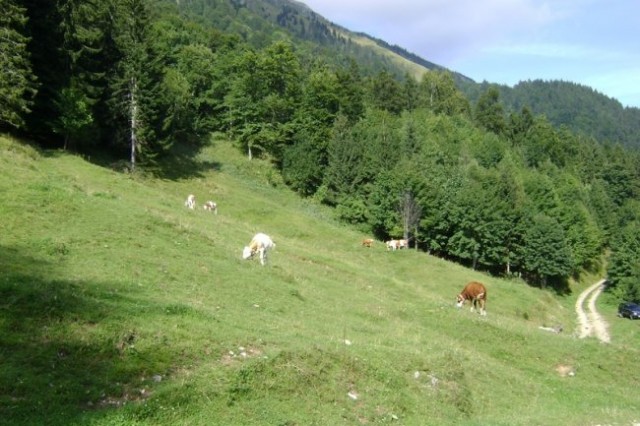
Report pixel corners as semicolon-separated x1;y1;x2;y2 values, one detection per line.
301;0;640;108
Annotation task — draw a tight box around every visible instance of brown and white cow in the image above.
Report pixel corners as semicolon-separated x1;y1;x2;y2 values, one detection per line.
203;201;218;214
242;233;276;266
362;238;374;248
456;281;487;316
387;239;408;250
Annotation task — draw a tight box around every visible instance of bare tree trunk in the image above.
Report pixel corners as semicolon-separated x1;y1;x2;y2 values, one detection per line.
130;77;138;171
399;190;422;248
430;81;435;108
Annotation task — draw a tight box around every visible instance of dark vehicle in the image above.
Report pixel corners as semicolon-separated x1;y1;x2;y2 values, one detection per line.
618;302;640;319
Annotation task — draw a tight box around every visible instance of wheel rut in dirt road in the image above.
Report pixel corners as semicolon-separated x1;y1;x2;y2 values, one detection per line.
575;279;610;343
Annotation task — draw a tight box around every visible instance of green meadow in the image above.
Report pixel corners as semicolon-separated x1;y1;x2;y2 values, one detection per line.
1;134;638;425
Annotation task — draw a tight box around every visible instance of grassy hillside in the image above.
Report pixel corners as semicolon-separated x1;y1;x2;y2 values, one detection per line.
337;29;429;81
1;134;638;425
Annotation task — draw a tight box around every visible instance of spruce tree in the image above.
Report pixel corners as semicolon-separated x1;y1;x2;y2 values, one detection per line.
106;0;161;169
0;0;37;130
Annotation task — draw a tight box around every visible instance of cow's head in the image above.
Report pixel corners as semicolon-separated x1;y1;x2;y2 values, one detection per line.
242;246;253;259
455;294;465;308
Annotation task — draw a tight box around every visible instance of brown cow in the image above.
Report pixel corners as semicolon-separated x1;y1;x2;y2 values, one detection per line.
362;238;374;248
456;281;487;316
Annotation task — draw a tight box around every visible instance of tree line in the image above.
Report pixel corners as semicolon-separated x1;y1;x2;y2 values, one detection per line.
2;0;640;300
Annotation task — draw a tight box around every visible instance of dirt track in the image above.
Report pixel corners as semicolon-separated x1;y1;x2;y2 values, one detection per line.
575;279;610;343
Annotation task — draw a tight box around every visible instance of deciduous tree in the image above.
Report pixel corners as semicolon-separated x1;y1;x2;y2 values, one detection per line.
522;213;573;288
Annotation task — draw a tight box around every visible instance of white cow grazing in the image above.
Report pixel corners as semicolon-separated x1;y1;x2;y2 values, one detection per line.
203;201;217;214
386;240;399;251
185;194;196;209
242;233;276;266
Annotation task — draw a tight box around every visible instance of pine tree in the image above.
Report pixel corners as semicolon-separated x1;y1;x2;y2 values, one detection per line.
335;59;364;123
474;86;506;136
607;223;640;302
0;0;37;130
52;0;110;149
369;70;403;114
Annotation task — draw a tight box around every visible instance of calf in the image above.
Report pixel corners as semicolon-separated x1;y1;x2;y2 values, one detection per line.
242;233;276;266
184;194;196;209
203;201;218;214
456;281;487;316
362;238;374;248
386;240;399;251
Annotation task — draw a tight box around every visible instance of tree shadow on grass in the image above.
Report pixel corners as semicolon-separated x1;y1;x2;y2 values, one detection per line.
38;134;223;181
0;245;178;425
104;141;222;181
153;138;223;181
518;273;572;296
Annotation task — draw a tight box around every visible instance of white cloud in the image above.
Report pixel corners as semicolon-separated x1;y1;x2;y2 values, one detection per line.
484;43;627;61
303;0;560;61
300;0;640;106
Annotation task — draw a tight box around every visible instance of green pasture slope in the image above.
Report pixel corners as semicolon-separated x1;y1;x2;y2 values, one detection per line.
1;134;638;425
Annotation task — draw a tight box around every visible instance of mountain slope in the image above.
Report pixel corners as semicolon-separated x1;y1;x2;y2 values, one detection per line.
173;0;470;81
173;0;640;148
1;134;639;425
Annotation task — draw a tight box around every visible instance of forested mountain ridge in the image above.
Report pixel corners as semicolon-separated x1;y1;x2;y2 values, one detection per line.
3;0;640;301
461;79;640;149
172;0;470;81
